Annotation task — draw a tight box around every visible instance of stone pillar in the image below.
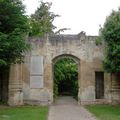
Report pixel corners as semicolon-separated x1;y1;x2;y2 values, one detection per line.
111;73;120;104
8;64;23;106
44;63;53;104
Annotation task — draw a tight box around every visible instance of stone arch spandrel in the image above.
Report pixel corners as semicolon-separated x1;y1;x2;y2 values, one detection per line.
52;54;80;65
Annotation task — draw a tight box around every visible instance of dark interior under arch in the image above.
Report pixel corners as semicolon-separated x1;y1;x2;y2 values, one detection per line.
53;57;79;99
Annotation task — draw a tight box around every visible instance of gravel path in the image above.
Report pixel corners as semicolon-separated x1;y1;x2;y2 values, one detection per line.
48;96;97;120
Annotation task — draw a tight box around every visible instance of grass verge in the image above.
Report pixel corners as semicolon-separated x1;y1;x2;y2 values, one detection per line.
0;106;48;120
86;104;120;120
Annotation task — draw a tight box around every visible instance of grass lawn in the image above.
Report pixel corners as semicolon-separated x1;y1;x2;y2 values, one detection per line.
0;106;48;120
86;104;120;120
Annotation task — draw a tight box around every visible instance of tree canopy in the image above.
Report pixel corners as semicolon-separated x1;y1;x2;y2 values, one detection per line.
0;0;29;66
29;1;58;37
0;0;60;66
101;8;120;73
54;58;78;98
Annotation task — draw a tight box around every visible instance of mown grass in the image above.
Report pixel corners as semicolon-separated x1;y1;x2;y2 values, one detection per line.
0;106;48;120
86;104;120;120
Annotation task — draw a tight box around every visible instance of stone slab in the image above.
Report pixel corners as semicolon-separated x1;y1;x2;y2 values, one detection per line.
30;76;43;88
30;56;43;75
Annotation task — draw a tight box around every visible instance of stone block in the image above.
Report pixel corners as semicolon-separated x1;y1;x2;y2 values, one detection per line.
30;76;43;88
30;56;43;75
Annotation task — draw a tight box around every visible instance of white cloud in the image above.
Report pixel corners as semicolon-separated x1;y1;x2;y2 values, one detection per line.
23;0;120;35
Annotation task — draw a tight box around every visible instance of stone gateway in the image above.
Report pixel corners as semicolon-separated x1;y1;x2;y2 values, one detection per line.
2;32;120;106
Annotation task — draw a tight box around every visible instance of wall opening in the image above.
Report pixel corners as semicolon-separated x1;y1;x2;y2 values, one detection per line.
95;72;104;99
53;55;79;100
0;66;9;104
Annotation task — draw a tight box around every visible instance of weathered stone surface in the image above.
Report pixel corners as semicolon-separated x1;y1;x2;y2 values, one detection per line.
8;33;120;105
30;56;43;75
8;64;23;106
30;76;43;88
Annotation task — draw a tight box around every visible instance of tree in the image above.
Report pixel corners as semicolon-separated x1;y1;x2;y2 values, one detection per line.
101;8;120;73
54;58;78;99
0;0;29;66
29;1;59;37
55;28;71;34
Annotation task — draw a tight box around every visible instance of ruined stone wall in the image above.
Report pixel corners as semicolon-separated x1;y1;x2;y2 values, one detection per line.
8;32;119;105
20;32;110;105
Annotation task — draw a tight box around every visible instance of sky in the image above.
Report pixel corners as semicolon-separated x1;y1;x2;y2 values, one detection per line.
23;0;120;35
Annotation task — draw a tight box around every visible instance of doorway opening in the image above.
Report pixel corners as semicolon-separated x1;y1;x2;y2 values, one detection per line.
53;57;79;100
95;72;104;99
0;66;9;104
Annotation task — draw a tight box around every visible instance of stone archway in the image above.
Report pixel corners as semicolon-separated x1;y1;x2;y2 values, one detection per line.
8;33;114;106
52;54;80;100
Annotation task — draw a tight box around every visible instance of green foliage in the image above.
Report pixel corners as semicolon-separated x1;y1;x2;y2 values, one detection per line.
0;0;30;66
0;0;28;33
101;8;120;73
0;106;48;120
0;30;30;66
0;100;7;105
53;58;78;99
55;28;71;34
95;36;102;45
86;105;120;120
29;1;58;37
